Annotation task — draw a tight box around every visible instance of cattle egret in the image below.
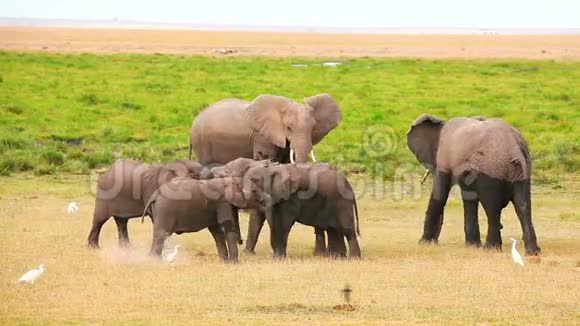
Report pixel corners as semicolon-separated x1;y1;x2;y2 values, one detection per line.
510;237;525;266
341;284;352;303
164;245;181;264
18;264;44;284
67;201;79;214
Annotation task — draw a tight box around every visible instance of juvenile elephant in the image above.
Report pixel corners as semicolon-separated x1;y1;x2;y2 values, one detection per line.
87;159;207;249
407;114;541;255
214;159;361;259
143;176;270;263
190;93;343;255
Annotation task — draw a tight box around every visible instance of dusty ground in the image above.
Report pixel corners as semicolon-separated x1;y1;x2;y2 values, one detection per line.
0;175;579;324
1;26;579;59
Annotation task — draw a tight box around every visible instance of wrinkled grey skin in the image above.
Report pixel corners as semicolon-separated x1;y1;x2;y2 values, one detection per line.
143;177;269;263
407;114;540;255
87;159;208;249
190;94;342;255
213;159;361;259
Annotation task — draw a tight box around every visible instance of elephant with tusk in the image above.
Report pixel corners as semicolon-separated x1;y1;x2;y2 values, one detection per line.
190;93;342;255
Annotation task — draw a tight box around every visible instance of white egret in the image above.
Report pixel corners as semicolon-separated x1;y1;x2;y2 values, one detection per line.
164;245;181;264
310;150;317;162
67;201;79;214
18;264;44;284
510;237;525;266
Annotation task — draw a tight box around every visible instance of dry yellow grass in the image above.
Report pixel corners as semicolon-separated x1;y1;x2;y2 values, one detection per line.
1;174;579;325
1;26;580;59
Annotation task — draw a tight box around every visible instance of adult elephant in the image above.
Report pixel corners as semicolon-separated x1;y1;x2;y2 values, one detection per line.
190;93;342;255
407;114;541;255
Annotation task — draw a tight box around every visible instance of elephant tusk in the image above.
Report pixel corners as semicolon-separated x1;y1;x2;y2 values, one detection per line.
420;170;431;185
290;148;295;164
310;150;317;162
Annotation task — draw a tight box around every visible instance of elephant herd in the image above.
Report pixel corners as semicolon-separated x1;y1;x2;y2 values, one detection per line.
87;93;541;262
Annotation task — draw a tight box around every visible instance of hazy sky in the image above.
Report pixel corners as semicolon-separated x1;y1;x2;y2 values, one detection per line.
2;0;579;28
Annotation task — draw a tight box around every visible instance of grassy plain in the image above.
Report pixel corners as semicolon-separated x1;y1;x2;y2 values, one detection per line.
0;51;579;179
0;175;579;325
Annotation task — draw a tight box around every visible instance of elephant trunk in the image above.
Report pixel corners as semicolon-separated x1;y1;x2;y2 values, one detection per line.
290;137;312;164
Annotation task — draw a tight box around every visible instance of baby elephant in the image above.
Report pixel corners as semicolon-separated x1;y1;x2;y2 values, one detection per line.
87;159;207;249
143;176;269;263
215;159;361;259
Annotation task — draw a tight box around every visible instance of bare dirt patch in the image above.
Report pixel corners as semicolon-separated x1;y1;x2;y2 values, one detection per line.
1;26;579;59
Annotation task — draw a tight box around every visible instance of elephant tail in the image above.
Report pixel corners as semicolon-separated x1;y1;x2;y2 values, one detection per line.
188;143;192;160
353;197;361;238
142;189;159;224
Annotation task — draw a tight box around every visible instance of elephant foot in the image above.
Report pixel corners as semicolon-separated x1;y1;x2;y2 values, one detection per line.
243;248;256;255
465;240;482;248
87;241;100;249
525;245;541;256
328;252;347;259
273;253;287;260
227;257;240;264
313;248;327;257
419;237;438;245
483;242;502;252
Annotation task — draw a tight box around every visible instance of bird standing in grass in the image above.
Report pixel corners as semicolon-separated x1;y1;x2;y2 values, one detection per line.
510;238;525;266
67;201;79;214
341;284;352;303
164;245;181;264
18;264;45;284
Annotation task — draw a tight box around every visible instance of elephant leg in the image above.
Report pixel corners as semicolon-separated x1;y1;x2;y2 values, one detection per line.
208;224;228;261
217;203;239;263
477;175;511;251
345;229;361;259
223;221;239;263
87;203;110;249
461;190;481;247
512;180;541;255
420;171;452;244
232;207;243;245
268;208;294;259
244;209;265;254
327;228;346;258
149;227;170;258
481;204;503;251
113;217;130;248
313;228;327;256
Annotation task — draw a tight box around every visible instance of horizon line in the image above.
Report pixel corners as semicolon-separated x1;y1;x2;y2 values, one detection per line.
2;17;580;35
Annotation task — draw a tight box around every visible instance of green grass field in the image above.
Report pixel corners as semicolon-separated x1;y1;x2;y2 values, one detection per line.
1;51;579;180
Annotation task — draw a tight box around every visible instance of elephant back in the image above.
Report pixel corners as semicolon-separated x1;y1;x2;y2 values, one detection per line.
190;99;255;164
438;117;531;182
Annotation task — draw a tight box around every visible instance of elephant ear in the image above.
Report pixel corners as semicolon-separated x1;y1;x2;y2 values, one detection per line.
406;114;445;171
305;93;342;145
156;166;179;185
164;160;202;179
246;94;291;148
270;167;300;202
